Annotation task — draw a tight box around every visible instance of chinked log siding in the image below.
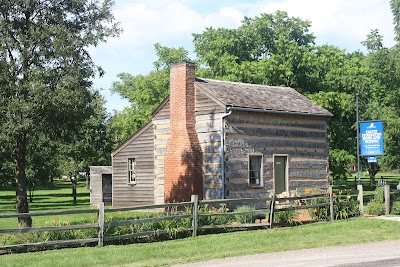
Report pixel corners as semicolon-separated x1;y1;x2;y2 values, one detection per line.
227;114;328;130
224;112;329;198
226;126;327;139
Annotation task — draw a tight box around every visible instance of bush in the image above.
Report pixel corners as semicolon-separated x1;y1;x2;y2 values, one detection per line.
234;205;257;224
390;201;400;215
197;204;233;226
365;202;385;216
308;192;359;221
365;186;386;216
274;210;300;225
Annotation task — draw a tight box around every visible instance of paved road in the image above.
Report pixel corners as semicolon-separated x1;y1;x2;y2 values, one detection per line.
171;239;400;267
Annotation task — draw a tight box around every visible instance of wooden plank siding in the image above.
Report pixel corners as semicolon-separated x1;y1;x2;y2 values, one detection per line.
89;166;112;207
195;88;225;200
111;123;155;208
224;112;329;198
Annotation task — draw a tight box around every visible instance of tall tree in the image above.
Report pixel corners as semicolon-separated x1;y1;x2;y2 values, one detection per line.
109;43;190;145
391;0;400;42
0;0;120;227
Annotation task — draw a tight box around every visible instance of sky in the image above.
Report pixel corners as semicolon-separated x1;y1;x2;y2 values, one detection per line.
90;0;397;113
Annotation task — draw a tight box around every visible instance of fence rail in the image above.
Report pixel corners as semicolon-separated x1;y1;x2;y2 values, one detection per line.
0;186;365;252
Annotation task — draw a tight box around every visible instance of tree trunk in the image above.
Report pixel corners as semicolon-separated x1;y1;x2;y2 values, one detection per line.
368;163;378;191
13;132;32;228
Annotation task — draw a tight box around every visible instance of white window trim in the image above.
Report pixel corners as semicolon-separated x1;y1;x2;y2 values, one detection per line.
128;158;137;185
248;153;263;187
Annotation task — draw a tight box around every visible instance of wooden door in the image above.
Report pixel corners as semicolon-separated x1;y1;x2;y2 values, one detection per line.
102;174;112;206
274;156;287;194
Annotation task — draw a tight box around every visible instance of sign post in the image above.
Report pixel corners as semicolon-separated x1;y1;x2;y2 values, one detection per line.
359;121;384;156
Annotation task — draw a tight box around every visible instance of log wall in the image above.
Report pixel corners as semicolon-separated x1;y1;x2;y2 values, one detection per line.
224;111;329;198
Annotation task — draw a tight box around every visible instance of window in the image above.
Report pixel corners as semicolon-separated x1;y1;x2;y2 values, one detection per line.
249;155;262;186
128;158;137;184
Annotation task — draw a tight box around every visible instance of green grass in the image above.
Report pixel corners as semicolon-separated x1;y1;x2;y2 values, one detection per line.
0;179;92;228
1;217;399;267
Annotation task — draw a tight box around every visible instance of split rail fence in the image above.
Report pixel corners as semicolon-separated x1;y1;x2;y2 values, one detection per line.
0;186;364;252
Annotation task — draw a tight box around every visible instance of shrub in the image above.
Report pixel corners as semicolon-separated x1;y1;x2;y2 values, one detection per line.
274;210;300;225
365;202;385;216
234;205;257;224
365;186;387;216
197;204;233;226
308;192;359;221
390;201;400;215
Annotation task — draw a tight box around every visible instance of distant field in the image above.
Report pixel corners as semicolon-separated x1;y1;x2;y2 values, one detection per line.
333;171;400;191
0;179;92;228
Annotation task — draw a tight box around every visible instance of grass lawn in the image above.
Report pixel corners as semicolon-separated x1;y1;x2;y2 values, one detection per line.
1;217;400;267
0;179;93;228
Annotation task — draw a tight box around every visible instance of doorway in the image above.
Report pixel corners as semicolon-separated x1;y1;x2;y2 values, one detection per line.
102;174;112;206
274;156;287;194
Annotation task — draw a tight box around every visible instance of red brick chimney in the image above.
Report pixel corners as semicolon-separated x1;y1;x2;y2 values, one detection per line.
164;62;203;203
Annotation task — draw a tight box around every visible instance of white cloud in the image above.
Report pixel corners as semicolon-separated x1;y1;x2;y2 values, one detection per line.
92;0;398;112
255;0;395;49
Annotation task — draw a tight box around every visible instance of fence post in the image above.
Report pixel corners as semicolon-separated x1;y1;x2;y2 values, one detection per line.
329;186;334;222
357;184;364;215
97;202;104;247
191;195;198;237
269;193;275;229
384;184;390;215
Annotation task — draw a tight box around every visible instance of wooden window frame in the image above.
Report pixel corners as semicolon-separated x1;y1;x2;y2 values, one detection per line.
128;158;137;185
248;154;263;187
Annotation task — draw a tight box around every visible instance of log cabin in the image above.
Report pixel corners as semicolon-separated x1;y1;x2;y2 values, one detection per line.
91;62;333;207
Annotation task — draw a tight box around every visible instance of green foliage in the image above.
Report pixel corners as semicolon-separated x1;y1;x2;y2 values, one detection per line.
365;186;386;215
233;205;257;224
273;210;300;225
329;149;355;181
365;202;385;216
308;192;359;221
0;0;121;225
108;44;191;145
197;204;233;226
373;186;385;203
390;201;400;215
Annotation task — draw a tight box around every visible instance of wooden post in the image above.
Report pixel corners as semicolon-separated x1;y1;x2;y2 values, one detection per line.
329;186;334;222
357;184;364;215
269;193;275;229
384;184;390;215
97;202;104;246
191;195;198;237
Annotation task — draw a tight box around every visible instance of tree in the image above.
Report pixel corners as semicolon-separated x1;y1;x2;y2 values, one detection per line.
308;92;356;181
391;0;400;42
0;0;120;227
193;11;316;87
361;29;383;51
109;44;190;145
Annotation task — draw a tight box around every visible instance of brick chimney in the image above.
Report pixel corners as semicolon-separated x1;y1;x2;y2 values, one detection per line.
164;62;203;203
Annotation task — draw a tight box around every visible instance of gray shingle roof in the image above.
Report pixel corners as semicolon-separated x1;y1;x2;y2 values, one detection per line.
195;78;333;117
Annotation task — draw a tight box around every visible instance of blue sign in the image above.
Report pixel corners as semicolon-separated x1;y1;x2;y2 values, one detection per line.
360;121;384;156
367;156;377;163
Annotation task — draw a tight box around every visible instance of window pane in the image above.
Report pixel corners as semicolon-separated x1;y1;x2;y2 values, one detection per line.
249;155;262;185
128;158;136;184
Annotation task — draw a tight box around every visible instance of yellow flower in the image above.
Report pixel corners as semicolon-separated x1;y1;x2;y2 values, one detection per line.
108;215;113;219
52;219;56;223
118;211;122;215
305;188;312;193
313;208;318;213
